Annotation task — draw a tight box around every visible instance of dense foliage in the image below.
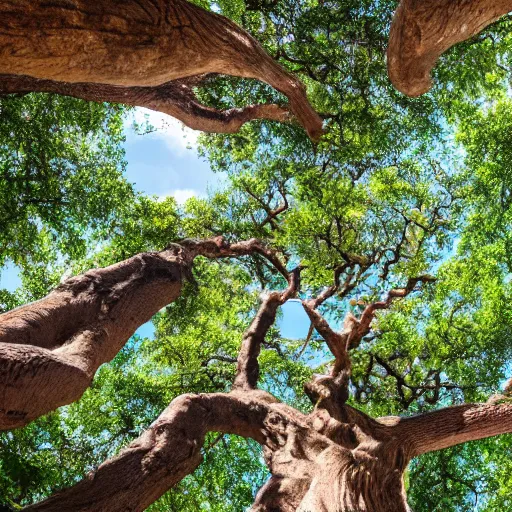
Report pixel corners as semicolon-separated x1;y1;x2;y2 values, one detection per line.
2;0;512;510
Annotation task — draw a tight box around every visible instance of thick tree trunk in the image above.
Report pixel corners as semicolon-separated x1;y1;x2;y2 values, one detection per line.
0;248;185;430
0;0;323;138
4;237;512;511
0;237;284;430
22;390;412;512
388;0;512;96
24;388;512;511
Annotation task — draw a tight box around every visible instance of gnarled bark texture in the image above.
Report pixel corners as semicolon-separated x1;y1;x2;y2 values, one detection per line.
0;0;323;138
388;0;512;96
0;237;282;430
0;73;291;134
22;389;512;511
0;249;183;430
3;239;512;510
9;253;511;511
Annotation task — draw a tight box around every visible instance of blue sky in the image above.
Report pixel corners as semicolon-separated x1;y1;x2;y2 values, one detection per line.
124;109;310;339
0;107;310;339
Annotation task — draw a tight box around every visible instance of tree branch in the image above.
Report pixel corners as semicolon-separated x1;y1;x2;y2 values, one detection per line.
301;275;435;411
22;392;271;511
0;237;286;430
23;389;337;511
233;268;301;390
347;275;435;350
387;0;512;96
180;236;289;278
0;74;292;134
392;399;512;458
0;0;323;139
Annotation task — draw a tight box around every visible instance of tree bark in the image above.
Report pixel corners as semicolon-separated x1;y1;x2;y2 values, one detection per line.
0;73;293;134
388;0;512;96
23;391;277;512
0;237;285;430
6;246;512;511
0;0;323;139
0;249;183;430
392;400;512;457
24;391;512;512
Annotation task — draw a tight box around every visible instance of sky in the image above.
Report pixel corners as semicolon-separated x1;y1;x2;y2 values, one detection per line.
0;107;310;340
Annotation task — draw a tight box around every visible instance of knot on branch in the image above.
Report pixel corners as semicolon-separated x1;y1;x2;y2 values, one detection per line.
305;373;350;409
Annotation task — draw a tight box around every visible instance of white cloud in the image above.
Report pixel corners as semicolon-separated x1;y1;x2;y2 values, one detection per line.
158;188;200;205
129;107;200;152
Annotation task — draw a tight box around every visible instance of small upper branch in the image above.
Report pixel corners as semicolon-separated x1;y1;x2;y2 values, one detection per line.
301;265;355;372
302;303;348;373
179;236;289;278
301;274;435;411
306;264;353;310
348;275;435;350
387;0;512;96
391;399;512;458
240;180;290;230
233;268;301;390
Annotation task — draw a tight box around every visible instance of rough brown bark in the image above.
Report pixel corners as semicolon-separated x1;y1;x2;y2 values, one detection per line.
6;245;512;511
394;399;512;457
23;388;411;512
0;237;284;430
0;249;183;430
26;388;512;511
0;0;323;138
388;0;512;96
0;73;291;134
23;391;277;512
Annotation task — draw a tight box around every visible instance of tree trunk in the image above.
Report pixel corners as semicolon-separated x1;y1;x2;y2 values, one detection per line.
22;391;413;512
0;237;285;430
0;248;184;430
24;388;512;511
4;236;512;510
0;0;323;138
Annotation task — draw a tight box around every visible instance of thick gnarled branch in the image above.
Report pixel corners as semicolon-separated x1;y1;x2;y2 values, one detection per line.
23;389;338;512
22;391;274;511
0;237;284;430
388;0;512;96
0;0;323;139
0;74;292;134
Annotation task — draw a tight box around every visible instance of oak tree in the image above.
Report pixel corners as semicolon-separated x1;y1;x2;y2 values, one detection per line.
2;0;512;511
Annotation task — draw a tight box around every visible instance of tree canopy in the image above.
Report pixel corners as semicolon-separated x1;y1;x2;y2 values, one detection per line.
1;0;512;511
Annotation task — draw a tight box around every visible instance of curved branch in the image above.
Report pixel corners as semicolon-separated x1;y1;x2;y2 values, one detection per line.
392;400;512;458
349;275;435;349
0;249;184;430
233;268;300;390
0;0;323;139
0;74;291;134
181;236;289;278
22;392;272;511
23;389;336;512
388;0;512;96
